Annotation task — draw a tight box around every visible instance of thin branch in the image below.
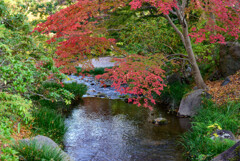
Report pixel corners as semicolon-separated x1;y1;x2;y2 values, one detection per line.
167;57;189;62
164;14;186;47
169;10;177;16
30;92;53;101
166;53;188;58
107;27;127;31
161;43;176;54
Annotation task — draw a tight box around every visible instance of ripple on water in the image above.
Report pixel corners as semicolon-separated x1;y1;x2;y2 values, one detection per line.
64;98;190;161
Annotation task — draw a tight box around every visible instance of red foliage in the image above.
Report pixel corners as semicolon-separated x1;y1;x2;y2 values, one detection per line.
96;55;166;110
129;0;240;43
33;0;126;74
34;0;240;109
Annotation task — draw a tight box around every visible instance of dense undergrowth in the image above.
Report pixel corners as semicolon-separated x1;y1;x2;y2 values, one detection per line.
0;93;32;160
181;99;240;161
0;81;87;160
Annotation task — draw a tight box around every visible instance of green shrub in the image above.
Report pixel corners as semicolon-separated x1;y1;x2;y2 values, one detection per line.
42;81;87;99
181;100;240;160
0;92;33;123
75;67;112;76
32;107;67;145
0;93;33;160
13;140;65;161
63;82;88;98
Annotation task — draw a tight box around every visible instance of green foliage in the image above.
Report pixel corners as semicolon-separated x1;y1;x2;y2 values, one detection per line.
154;81;191;110
106;8;184;55
75;67;112;76
13;140;65;161
32;107;67;145
42;81;87;99
0;1;72;104
0;92;33;123
0;93;33;160
181;99;240;160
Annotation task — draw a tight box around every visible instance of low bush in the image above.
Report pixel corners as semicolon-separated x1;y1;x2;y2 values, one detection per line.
75;67;112;76
32;107;67;145
38;82;87;112
181;99;240;160
12;140;65;161
0;92;33;160
42;81;87;99
0;92;33;123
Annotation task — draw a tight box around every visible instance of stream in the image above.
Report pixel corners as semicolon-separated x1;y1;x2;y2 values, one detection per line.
64;75;190;161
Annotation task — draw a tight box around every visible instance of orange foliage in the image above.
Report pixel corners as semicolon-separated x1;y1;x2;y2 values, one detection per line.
206;70;240;105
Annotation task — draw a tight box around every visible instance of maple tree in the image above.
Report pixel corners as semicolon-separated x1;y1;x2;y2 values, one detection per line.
96;54;166;109
129;0;239;89
34;0;240;108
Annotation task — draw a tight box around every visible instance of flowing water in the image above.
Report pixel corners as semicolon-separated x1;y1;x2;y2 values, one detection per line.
64;97;190;161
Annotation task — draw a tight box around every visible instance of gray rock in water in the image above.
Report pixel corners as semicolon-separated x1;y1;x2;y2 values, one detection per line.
96;92;107;98
212;141;240;161
221;77;231;86
20;135;72;161
178;89;206;117
219;42;240;77
152;117;168;125
210;129;237;141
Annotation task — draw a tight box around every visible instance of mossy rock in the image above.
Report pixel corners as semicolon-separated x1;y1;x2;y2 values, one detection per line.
212;141;240;161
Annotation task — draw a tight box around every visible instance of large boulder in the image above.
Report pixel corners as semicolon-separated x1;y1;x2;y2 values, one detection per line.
219;42;240;77
151;117;168;125
178;89;206;117
20;135;72;161
212;141;240;161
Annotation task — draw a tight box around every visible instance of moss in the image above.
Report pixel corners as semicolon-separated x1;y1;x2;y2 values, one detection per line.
229;144;240;161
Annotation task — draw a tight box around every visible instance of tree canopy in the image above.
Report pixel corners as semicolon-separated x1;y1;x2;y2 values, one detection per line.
34;0;240;108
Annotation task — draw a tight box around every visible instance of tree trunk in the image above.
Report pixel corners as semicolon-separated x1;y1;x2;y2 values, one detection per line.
182;26;207;89
164;10;207;89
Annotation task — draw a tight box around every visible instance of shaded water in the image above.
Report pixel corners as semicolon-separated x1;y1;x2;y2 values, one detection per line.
64;97;190;161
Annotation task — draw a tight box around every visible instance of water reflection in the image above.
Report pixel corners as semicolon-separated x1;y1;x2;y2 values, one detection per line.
64;98;190;161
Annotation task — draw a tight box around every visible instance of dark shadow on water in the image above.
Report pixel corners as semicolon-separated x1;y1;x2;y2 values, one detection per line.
64;97;190;161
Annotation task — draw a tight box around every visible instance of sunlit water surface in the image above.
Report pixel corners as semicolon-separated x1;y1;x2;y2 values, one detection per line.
64;98;190;161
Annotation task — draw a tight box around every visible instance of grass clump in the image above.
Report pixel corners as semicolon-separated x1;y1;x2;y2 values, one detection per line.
13;140;65;161
32;107;67;145
75;67;112;76
181;99;240;161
